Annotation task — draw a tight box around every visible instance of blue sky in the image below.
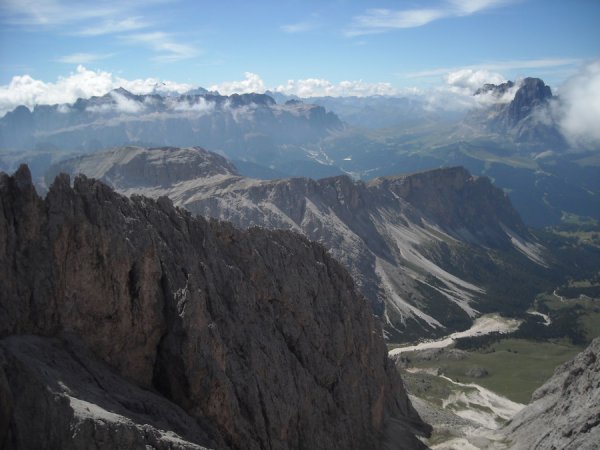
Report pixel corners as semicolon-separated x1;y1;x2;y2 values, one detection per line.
0;0;599;98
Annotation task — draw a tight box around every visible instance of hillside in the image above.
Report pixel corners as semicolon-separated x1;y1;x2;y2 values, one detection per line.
0;165;429;449
50;146;553;341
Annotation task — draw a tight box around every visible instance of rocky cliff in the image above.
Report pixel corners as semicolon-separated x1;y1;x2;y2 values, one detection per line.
498;337;600;449
51;147;550;341
469;77;565;148
0;165;430;449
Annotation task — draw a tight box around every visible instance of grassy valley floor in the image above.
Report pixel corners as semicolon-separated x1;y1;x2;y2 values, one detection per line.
400;338;582;404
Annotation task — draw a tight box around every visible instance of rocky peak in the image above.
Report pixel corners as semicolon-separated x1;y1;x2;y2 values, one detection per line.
465;76;564;149
370;167;528;247
47;146;240;189
0;165;430;449
227;93;276;107
474;80;515;97
111;87;136;98
507;77;553;125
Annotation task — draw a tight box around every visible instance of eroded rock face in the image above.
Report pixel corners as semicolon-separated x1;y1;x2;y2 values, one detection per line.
501;337;600;449
49;147;549;341
469;77;565;148
0;165;429;449
0;335;216;450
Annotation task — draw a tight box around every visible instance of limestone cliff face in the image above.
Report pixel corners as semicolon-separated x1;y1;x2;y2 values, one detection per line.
499;337;600;449
0;165;429;449
371;167;529;248
468;77;565;148
50;147;549;341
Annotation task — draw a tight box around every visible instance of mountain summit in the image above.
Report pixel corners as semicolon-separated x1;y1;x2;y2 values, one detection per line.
468;77;564;148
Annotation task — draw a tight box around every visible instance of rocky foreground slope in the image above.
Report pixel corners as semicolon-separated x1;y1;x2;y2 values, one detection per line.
0;166;430;449
51;146;550;340
497;336;600;449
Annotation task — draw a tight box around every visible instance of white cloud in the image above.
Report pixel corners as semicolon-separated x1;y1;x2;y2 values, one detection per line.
406;58;581;79
451;0;510;15
85;91;147;114
281;20;316;33
556;59;600;148
446;69;506;91
57;52;113;64
112;91;145;113
124;32;200;62
210;72;266;95
171;97;215;114
0;0;120;27
421;68;518;111
210;72;406;98
0;68;418;117
422;88;479;112
346;8;444;36
119;78;192;96
74;16;150;36
345;0;514;36
0;1;184;64
0;65;193;116
275;78;401;98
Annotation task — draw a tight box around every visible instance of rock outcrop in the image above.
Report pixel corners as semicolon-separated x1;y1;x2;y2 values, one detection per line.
50;147;550;341
499;337;600;449
0;165;430;449
469;77;565;148
0;335;215;450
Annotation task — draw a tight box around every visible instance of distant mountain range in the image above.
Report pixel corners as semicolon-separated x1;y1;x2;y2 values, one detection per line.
1;77;598;228
49;146;560;340
0;88;343;178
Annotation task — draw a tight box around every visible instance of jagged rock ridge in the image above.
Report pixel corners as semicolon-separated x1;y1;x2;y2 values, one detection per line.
51;146;549;340
0;165;430;449
0;89;343;174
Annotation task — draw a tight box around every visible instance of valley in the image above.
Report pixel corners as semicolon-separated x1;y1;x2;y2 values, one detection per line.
392;277;600;447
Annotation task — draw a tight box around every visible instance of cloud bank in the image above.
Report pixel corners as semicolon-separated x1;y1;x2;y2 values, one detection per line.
123;32;200;63
57;53;113;64
210;72;403;98
446;69;506;91
0;66;192;116
2;62;599;150
556;59;600;148
275;78;401;98
209;73;266;96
